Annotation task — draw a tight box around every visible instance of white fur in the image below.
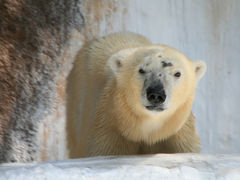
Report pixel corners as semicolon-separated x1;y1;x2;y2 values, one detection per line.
107;48;140;75
194;61;207;81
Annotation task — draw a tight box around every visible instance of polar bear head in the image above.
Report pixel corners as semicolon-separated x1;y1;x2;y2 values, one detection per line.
108;45;206;116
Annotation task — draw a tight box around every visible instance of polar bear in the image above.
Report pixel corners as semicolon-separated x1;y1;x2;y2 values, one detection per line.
66;32;206;158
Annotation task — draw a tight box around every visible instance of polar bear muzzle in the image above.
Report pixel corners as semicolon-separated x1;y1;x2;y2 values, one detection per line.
144;78;168;112
146;80;166;106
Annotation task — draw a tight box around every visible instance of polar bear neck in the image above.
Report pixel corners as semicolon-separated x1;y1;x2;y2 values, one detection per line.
100;80;195;144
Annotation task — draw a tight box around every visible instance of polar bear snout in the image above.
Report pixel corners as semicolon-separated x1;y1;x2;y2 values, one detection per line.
146;80;166;106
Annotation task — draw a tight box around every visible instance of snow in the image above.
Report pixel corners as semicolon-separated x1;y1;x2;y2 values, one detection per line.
0;154;239;180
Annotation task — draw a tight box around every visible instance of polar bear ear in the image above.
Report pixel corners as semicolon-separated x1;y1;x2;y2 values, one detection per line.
108;48;138;76
194;60;207;81
108;55;124;76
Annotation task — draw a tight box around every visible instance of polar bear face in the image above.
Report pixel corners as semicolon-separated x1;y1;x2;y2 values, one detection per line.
108;45;206;116
138;52;179;112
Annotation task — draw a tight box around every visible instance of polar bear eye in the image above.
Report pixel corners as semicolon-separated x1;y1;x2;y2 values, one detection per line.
174;72;181;78
139;68;146;74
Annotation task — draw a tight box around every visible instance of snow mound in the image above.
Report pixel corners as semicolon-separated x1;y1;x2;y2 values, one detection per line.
0;154;240;180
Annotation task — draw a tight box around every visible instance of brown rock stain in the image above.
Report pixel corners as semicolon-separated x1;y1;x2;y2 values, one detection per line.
57;78;66;101
81;0;129;40
0;44;16;145
4;1;24;16
40;123;48;161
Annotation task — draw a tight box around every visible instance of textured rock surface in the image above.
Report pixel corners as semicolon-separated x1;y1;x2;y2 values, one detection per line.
0;0;84;162
0;154;240;180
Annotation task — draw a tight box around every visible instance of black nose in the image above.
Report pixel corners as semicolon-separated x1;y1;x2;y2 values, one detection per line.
146;80;166;104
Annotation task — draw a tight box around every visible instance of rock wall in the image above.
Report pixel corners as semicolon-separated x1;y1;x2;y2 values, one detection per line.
0;0;84;162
